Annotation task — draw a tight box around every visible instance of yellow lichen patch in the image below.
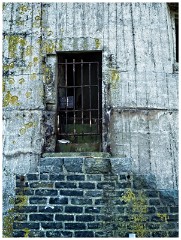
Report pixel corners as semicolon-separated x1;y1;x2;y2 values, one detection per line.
30;73;37;80
36;37;42;45
25;91;31;98
19;122;34;135
11;96;19;105
24;122;34;129
3;91;19;107
35;15;41;21
25;46;33;56
3;65;9;71
15;196;28;207
19;38;27;46
9;62;14;69
8;36;20;58
95;38;101;49
23;228;30;238
121;188;135;202
42;41;55;54
119;189;148;238
111;69;119;81
47;30;53;36
33;57;39;65
19;78;25;84
59;39;63;50
157;213;169;223
3;62;14;71
27;62;33;68
2;81;6;92
16;20;25;26
18;4;29;14
8;78;15;85
19;127;26;135
3;212;14;237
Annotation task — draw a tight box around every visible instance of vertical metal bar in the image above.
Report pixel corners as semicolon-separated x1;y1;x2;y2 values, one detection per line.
73;59;76;136
97;62;100;134
89;63;92;127
65;59;68;138
81;59;84;126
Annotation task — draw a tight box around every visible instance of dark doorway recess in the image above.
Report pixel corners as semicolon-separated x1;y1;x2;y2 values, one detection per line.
56;51;102;152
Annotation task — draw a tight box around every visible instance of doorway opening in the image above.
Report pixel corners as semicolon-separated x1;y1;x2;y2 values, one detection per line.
56;51;102;152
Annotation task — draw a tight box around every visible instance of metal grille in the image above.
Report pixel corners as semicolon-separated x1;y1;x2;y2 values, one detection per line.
57;59;102;143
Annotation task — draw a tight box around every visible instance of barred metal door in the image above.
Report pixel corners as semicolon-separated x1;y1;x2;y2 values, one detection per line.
57;57;102;151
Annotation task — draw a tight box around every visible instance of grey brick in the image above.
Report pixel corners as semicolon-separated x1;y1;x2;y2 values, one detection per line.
14;206;37;213
97;182;115;189
168;214;178;222
64;158;83;172
65;206;83;213
65;223;86;230
85;158;111;174
87;222;102;229
35;189;57;196
60;190;83;196
79;182;95;189
55;214;74;221
13;231;25;237
76;215;95;222
49;174;65;181
14;214;27;222
144;190;159;198
29;197;47;204
133;174;156;190
40;174;49;180
149;198;161;206
41;222;63;229
29;214;53;221
170;206;178;213
146;223;160;230
67;175;85;181
39;206;63;213
156;207;168;213
85;207;101;214
55;182;77;188
15;188;34;196
30;182;53;188
46;231;73;237
86;174;102;181
13;222;39;229
28;231;45;237
75;231;94;237
27;174;39;181
167;231;179;237
85;190;102;197
71;198;92;205
152;231;167;237
49;197;68;204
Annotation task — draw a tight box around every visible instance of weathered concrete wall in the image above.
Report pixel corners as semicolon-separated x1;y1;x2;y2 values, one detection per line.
3;2;178;217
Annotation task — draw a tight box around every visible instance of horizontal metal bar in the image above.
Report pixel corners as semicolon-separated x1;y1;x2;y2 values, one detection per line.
58;109;99;112
58;85;99;88
58;133;100;136
58;62;99;65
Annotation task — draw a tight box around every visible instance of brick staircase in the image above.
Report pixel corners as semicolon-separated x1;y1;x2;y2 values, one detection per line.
11;155;178;238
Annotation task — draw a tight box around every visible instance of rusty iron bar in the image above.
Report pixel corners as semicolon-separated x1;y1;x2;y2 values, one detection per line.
81;59;84;126
97;62;100;134
65;59;68;137
89;63;92;127
58;60;101;140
